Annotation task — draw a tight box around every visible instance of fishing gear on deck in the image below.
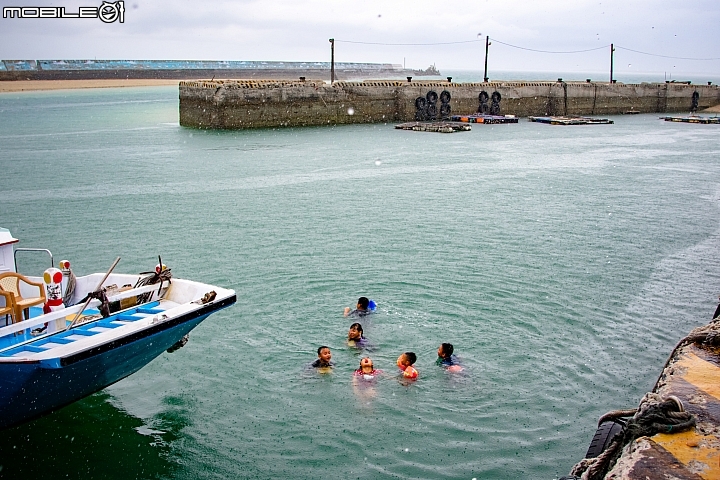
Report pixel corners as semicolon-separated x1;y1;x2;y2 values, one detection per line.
135;256;173;303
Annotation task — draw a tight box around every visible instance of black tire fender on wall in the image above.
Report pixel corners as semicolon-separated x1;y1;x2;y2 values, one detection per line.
585;420;625;459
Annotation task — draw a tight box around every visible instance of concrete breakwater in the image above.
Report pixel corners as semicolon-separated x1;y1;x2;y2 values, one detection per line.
179;79;720;129
0;60;425;81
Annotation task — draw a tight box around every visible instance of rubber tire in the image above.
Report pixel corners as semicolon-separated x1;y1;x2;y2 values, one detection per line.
426;103;437;118
426;90;438;103
415;97;427;109
479;91;489;103
478;103;489;114
440;90;451;104
440;103;451;117
491;91;502;102
585;421;624;459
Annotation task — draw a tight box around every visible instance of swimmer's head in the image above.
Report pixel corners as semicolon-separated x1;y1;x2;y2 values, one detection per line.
317;346;332;363
357;297;370;310
397;352;416;369
348;323;364;340
438;343;454;358
360;357;374;372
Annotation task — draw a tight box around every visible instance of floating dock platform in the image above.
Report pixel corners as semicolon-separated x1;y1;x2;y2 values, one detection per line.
394;121;471;133
564;315;720;480
662;115;720;124
529;116;614;125
450;114;519;124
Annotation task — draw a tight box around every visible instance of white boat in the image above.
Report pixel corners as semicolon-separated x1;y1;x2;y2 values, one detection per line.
0;227;236;429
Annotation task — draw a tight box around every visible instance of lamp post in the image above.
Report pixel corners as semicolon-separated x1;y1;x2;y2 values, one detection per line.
610;43;615;83
329;38;335;83
483;36;490;82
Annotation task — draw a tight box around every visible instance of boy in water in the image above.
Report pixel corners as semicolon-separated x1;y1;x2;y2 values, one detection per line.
436;343;463;372
311;346;334;372
344;296;371;318
396;352;418;379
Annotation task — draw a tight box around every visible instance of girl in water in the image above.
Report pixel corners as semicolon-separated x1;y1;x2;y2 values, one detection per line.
353;357;381;379
347;323;369;349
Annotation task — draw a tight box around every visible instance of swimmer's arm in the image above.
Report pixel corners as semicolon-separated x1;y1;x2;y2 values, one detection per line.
343;307;351;317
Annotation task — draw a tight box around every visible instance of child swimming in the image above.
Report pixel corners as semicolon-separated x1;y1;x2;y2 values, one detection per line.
353;357;382;380
436;343;463;373
347;322;369;349
310;346;334;373
344;296;372;318
396;352;418;379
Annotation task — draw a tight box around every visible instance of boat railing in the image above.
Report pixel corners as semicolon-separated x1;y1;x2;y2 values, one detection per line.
0;283;166;351
14;248;54;272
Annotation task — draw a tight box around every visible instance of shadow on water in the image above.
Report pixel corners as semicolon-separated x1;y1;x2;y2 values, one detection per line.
0;391;186;480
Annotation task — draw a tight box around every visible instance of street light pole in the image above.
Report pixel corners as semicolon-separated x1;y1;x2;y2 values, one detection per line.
329;38;335;83
610;43;614;83
483;36;490;82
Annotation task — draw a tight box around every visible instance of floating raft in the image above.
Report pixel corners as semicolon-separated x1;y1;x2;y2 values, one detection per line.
394;121;471;133
529;116;614;125
662;115;720;124
450;114;519;124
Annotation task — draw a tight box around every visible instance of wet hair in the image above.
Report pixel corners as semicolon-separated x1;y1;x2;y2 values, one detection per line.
440;343;454;357
403;352;417;365
317;345;330;355
357;297;370;309
349;322;364;336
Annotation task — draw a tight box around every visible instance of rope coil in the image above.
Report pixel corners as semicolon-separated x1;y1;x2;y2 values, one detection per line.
568;393;695;480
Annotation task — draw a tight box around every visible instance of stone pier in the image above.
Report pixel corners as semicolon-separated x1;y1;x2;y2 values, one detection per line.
179;79;720;129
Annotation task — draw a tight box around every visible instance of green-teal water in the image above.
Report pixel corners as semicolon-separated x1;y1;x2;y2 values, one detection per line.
1;86;719;479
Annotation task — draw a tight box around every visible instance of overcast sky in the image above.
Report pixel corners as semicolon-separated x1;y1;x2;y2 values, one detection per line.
1;0;719;77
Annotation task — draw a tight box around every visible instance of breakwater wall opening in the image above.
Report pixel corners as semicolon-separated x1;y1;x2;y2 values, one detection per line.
179;79;720;129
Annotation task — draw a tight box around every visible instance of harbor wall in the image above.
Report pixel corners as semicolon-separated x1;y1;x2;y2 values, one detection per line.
179;80;720;129
0;60;428;82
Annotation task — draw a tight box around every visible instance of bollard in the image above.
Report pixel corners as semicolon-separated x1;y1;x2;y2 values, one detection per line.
407;76;412;82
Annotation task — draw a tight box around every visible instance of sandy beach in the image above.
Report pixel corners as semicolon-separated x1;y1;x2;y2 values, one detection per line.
0;79;181;93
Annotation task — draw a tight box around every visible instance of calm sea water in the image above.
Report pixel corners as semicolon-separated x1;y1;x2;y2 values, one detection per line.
1;85;720;479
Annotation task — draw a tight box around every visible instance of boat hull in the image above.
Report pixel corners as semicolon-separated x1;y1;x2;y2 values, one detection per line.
0;295;234;429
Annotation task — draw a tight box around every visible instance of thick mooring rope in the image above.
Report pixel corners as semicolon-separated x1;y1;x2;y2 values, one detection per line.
568;393;695;480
